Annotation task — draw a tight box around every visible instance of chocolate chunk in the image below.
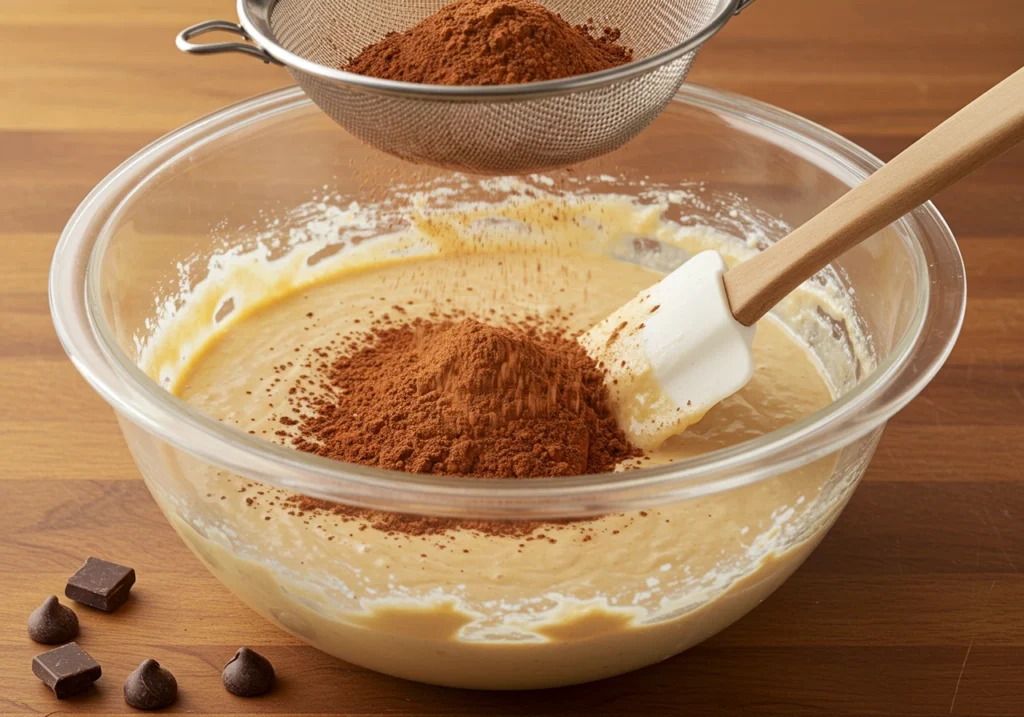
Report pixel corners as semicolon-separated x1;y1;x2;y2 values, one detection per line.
27;596;79;644
124;659;177;710
32;642;101;698
65;557;136;612
222;647;275;697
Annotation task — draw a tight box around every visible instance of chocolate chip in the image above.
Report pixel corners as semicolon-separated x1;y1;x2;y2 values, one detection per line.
65;557;136;612
124;659;177;710
27;596;79;644
222;647;275;697
32;642;101;698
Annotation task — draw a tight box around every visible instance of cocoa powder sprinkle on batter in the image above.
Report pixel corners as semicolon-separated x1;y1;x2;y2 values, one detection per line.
277;317;641;536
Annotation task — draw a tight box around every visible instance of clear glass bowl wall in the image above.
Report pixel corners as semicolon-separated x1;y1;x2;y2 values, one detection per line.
51;85;964;688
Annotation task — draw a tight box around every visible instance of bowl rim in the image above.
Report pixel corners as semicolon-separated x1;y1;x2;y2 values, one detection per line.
49;83;966;519
237;0;744;100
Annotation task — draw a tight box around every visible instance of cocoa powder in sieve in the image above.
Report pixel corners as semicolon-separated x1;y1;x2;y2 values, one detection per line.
277;317;641;536
343;0;632;85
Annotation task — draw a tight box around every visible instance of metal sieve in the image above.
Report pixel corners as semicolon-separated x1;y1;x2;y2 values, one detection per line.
177;0;755;174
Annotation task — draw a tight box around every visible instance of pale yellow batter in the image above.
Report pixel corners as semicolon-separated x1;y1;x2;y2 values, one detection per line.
138;190;860;689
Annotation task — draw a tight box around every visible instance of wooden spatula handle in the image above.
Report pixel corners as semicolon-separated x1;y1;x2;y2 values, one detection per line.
723;66;1024;327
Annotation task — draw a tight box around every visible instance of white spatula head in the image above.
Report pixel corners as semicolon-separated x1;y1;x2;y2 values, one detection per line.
584;68;1024;451
579;250;756;450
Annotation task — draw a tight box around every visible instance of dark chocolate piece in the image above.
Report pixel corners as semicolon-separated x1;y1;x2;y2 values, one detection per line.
65;557;136;612
124;659;177;710
32;642;101;698
28;596;79;644
222;647;275;697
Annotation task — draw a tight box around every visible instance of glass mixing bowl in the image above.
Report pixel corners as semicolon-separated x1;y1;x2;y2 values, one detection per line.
50;85;964;690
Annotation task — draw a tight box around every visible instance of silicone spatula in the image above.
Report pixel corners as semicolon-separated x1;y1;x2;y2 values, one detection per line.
581;66;1024;450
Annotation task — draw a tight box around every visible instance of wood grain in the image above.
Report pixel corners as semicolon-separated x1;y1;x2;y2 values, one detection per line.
1;0;1022;714
724;67;1024;325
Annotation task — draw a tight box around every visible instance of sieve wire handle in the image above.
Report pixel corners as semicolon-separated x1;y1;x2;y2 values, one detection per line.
735;0;758;12
176;20;283;65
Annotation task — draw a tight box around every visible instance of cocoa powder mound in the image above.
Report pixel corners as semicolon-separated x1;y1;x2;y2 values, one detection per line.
343;0;633;85
288;318;639;478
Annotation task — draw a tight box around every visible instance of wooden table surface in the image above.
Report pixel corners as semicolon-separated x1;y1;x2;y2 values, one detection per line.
2;1;1022;714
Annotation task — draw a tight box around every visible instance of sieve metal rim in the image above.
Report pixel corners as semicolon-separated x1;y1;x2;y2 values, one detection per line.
228;0;753;100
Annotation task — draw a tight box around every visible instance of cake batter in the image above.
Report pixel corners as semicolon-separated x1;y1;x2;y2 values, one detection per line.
139;188;861;688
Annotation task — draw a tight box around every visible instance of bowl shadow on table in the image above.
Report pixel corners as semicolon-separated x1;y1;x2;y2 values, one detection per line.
266;643;764;715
